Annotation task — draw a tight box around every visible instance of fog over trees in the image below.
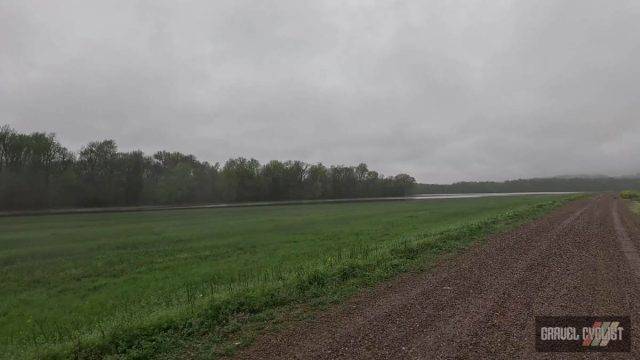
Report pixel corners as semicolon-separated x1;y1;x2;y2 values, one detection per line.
3;126;639;211
0;126;416;210
415;178;640;194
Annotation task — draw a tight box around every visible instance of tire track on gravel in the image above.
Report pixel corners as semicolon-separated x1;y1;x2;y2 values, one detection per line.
613;201;640;278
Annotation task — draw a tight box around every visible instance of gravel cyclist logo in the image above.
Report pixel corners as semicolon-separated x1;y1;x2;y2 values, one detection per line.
536;316;631;352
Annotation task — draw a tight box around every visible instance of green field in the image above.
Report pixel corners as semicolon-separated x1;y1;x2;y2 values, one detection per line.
0;195;575;359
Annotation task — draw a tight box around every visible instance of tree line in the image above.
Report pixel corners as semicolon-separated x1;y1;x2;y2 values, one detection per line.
414;176;640;194
0;126;416;210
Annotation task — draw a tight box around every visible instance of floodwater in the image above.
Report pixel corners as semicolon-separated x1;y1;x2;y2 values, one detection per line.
0;192;581;217
409;192;580;200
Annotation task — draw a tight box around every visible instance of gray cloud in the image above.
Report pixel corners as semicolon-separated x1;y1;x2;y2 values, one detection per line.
2;0;640;183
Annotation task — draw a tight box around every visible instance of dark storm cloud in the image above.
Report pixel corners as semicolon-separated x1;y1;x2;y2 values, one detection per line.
2;0;640;183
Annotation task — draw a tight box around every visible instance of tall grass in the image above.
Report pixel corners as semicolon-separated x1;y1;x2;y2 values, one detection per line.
621;190;640;215
620;190;640;200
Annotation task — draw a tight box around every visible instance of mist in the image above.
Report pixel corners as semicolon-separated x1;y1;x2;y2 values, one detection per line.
2;0;640;183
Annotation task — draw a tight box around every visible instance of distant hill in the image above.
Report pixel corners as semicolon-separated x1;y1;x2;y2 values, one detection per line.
414;175;640;194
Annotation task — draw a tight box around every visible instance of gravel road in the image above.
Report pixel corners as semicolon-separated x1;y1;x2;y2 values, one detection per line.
236;194;640;359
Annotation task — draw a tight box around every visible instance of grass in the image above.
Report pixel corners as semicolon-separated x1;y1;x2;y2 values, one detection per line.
620;190;640;200
0;195;577;359
620;191;640;214
620;190;640;215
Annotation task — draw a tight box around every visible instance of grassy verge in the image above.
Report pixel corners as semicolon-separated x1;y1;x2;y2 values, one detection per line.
620;190;640;201
0;195;579;359
620;191;640;215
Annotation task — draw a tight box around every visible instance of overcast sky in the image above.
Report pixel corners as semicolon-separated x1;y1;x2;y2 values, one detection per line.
2;0;640;183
